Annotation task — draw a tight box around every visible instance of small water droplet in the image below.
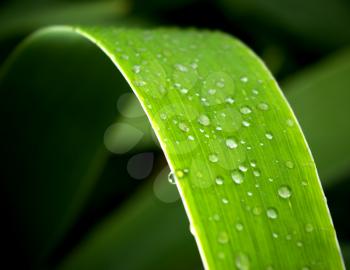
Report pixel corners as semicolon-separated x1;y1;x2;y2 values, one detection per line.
240;76;249;83
180;88;189;94
250;160;257;167
175;63;188;72
218;231;229;244
252;89;259;95
266;207;278;219
252;206;262;215
218;252;226;260
286;234;292;240
265;132;273;140
216;81;225;88
189;224;196;236
301;267;310;270
132;65;141;74
188;135;195;141
253;169;261;177
226;138;238;149
198;114;211;126
239;164;248;172
216;177;224;185
235;252;250;270
240;106;252;115
268;177;274;182
209;153;219;163
242;120;251;127
176;170;185;179
258;102;269;111
178;122;189;132
305;223;314;233
285;160;294;169
278;185;292;199
247;191;253;196
287;119;294;127
297;241;303;248
236;222;244;231
222;198;229;204
272;232;279;238
225;97;235;104
208;88;217;95
232;170;244;184
168;172;176;184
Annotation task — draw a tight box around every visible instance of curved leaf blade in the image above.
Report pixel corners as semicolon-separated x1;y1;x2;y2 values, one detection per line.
0;26;344;269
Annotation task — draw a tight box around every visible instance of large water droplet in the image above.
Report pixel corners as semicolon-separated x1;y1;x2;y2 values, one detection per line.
226;138;238;149
235;252;250;270
266;207;278;219
198;114;211;126
231;170;244;184
278;185;292;199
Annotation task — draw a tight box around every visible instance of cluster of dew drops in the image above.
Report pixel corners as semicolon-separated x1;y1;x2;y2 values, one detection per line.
115;34;314;269
164;73;314;269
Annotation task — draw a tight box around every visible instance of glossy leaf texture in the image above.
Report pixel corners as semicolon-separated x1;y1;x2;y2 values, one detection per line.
0;26;344;269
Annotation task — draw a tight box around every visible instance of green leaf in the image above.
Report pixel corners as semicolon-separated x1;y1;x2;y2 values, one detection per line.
284;49;350;186
0;26;344;269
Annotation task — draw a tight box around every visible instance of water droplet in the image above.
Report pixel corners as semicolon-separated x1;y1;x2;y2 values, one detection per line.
236;222;244;231
266;207;278;219
218;252;226;260
225;97;235;104
216;81;225;88
285;160;294;169
258;102;269;111
232;170;244;184
272;232;279;238
198;114;211;126
252;89;259;95
132;65;141;73
240;106;252;115
286;234;292;240
218;231;229;244
235;252;250;270
247;191;253;196
278;185;292;199
240;76;249;83
265;132;273;140
178;122;189;132
168;172;176;184
253;169;261;177
226;138;238;149
188;135;195;141
209;154;219;163
252;206;262;215
180;88;189;94
175;63;188;72
301;267;310;270
208;88;217;95
239;164;248;172
176;170;185;179
287;119;294;127
297;241;303;248
305;223;314;233
250;161;257;167
222;198;229;204
216;177;224;185
242;120;251;127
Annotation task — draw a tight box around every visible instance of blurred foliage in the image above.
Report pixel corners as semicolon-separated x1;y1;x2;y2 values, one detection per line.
0;0;349;269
